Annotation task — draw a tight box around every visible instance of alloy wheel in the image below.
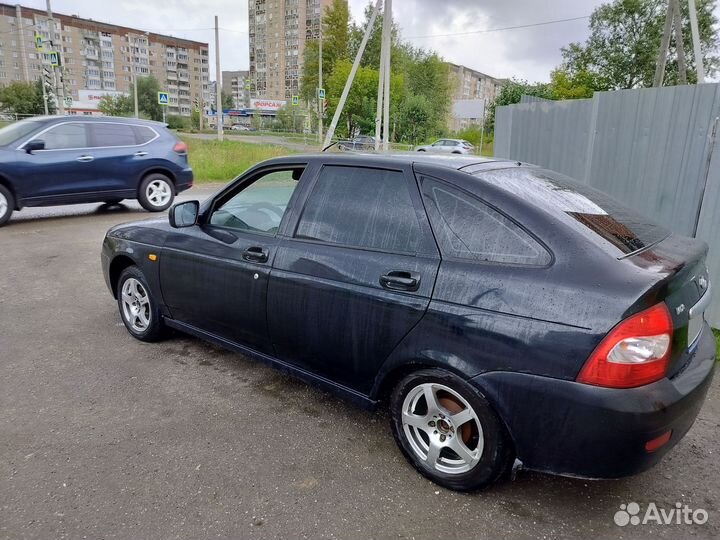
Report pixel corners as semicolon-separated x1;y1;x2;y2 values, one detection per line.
121;278;151;332
146;179;172;208
401;382;484;474
0;191;7;219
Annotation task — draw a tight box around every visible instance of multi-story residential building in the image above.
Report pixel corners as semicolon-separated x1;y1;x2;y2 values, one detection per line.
447;63;506;131
0;2;209;116
222;70;250;109
248;0;336;101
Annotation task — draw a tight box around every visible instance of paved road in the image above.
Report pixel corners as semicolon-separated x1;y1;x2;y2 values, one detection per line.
1;188;718;540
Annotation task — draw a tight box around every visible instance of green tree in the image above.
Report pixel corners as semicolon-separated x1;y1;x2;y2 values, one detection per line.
301;0;351;102
485;79;553;131
221;91;234;110
0;80;54;115
559;0;719;90
132;76;163;121
396;94;431;145
97;94;133;117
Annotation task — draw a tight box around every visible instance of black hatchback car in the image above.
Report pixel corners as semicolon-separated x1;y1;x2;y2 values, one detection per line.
0;116;193;225
101;153;715;491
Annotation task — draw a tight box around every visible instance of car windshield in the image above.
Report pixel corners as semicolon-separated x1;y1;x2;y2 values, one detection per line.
471;166;670;257
0;120;43;146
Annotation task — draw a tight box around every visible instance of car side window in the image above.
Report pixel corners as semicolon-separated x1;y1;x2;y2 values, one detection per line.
209;168;303;235
41;123;89;150
432;140;444;146
421;178;551;266
132;126;156;145
91;123;137;147
295;165;420;253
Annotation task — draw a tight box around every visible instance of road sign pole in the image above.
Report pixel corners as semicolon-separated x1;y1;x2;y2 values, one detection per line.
46;0;65;115
214;15;223;142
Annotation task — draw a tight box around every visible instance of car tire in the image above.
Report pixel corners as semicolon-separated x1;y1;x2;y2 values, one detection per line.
0;184;14;226
390;368;514;492
138;173;175;212
417;149;426;152
116;266;166;343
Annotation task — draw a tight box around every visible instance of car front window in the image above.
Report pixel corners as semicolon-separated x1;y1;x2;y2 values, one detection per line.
0;120;44;146
209;168;303;234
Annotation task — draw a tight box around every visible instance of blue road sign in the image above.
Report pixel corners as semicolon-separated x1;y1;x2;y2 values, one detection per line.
49;52;59;67
157;92;169;105
318;88;325;100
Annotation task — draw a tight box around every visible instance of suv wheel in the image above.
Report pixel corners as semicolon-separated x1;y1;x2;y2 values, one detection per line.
0;184;15;226
390;368;514;491
138;173;174;212
117;266;165;342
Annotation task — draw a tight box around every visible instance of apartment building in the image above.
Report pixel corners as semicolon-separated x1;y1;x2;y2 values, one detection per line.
0;2;209;116
447;63;506;131
222;70;251;109
248;0;336;101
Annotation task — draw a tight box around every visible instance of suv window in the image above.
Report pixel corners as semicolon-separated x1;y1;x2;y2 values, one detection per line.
209;168;303;234
132;126;156;145
421;178;550;265
91;123;137;147
41;123;89;150
296;166;420;253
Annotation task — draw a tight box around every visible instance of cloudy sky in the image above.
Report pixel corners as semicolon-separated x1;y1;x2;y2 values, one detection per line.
19;0;720;82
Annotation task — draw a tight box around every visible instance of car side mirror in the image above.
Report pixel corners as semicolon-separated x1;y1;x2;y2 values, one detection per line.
25;139;45;153
169;200;199;228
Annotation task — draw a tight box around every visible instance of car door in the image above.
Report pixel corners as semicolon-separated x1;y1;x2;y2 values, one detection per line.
267;162;441;394
430;140;446;153
87;122;153;195
159;164;307;355
20;122;99;202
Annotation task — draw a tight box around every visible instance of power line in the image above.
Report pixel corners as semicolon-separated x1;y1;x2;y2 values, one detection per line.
404;15;591;40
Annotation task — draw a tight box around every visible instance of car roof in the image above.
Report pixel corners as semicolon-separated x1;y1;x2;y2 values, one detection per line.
261;152;522;172
21;115;166;128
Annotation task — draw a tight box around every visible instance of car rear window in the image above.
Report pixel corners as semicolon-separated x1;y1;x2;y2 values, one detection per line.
471;167;670;256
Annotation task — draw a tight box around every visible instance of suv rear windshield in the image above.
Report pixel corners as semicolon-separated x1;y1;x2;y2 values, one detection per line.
471;166;670;257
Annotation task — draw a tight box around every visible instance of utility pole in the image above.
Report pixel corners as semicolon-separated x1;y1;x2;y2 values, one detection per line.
688;0;705;83
381;0;391;152
215;15;223;141
374;0;385;151
46;0;64;114
318;28;323;145
323;0;381;149
671;0;687;84
41;67;49;115
654;0;674;87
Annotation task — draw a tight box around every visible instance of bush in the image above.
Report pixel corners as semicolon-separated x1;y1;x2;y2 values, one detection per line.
166;115;190;130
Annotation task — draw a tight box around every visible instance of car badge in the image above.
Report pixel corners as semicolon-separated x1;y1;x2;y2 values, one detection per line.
675;304;685;315
698;276;708;290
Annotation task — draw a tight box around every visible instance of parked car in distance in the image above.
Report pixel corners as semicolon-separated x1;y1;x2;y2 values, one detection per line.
338;134;376;151
102;153;715;492
0;116;193;226
416;139;474;154
231;124;251;131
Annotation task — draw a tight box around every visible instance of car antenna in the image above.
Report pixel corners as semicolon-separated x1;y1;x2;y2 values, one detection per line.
322;141;339;152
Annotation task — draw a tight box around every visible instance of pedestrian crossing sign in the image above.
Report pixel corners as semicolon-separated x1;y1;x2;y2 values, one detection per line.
158;92;169;105
292;95;299;106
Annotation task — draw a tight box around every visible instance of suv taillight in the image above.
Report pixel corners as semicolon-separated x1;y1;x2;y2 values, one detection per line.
577;303;673;388
173;141;188;154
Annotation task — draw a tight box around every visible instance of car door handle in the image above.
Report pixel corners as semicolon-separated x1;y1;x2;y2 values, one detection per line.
76;155;94;162
380;271;420;292
134;151;148;157
242;246;268;263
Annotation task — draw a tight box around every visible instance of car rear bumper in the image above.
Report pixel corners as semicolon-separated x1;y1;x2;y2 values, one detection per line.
176;167;193;193
470;322;716;479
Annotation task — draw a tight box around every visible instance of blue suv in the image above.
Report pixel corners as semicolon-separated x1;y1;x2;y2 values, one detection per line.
0;116;193;225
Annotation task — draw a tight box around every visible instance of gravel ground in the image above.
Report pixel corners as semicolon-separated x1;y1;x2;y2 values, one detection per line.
0;189;718;540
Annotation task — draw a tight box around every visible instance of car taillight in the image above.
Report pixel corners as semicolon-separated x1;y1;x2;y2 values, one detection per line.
173;141;188;154
577;303;673;388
